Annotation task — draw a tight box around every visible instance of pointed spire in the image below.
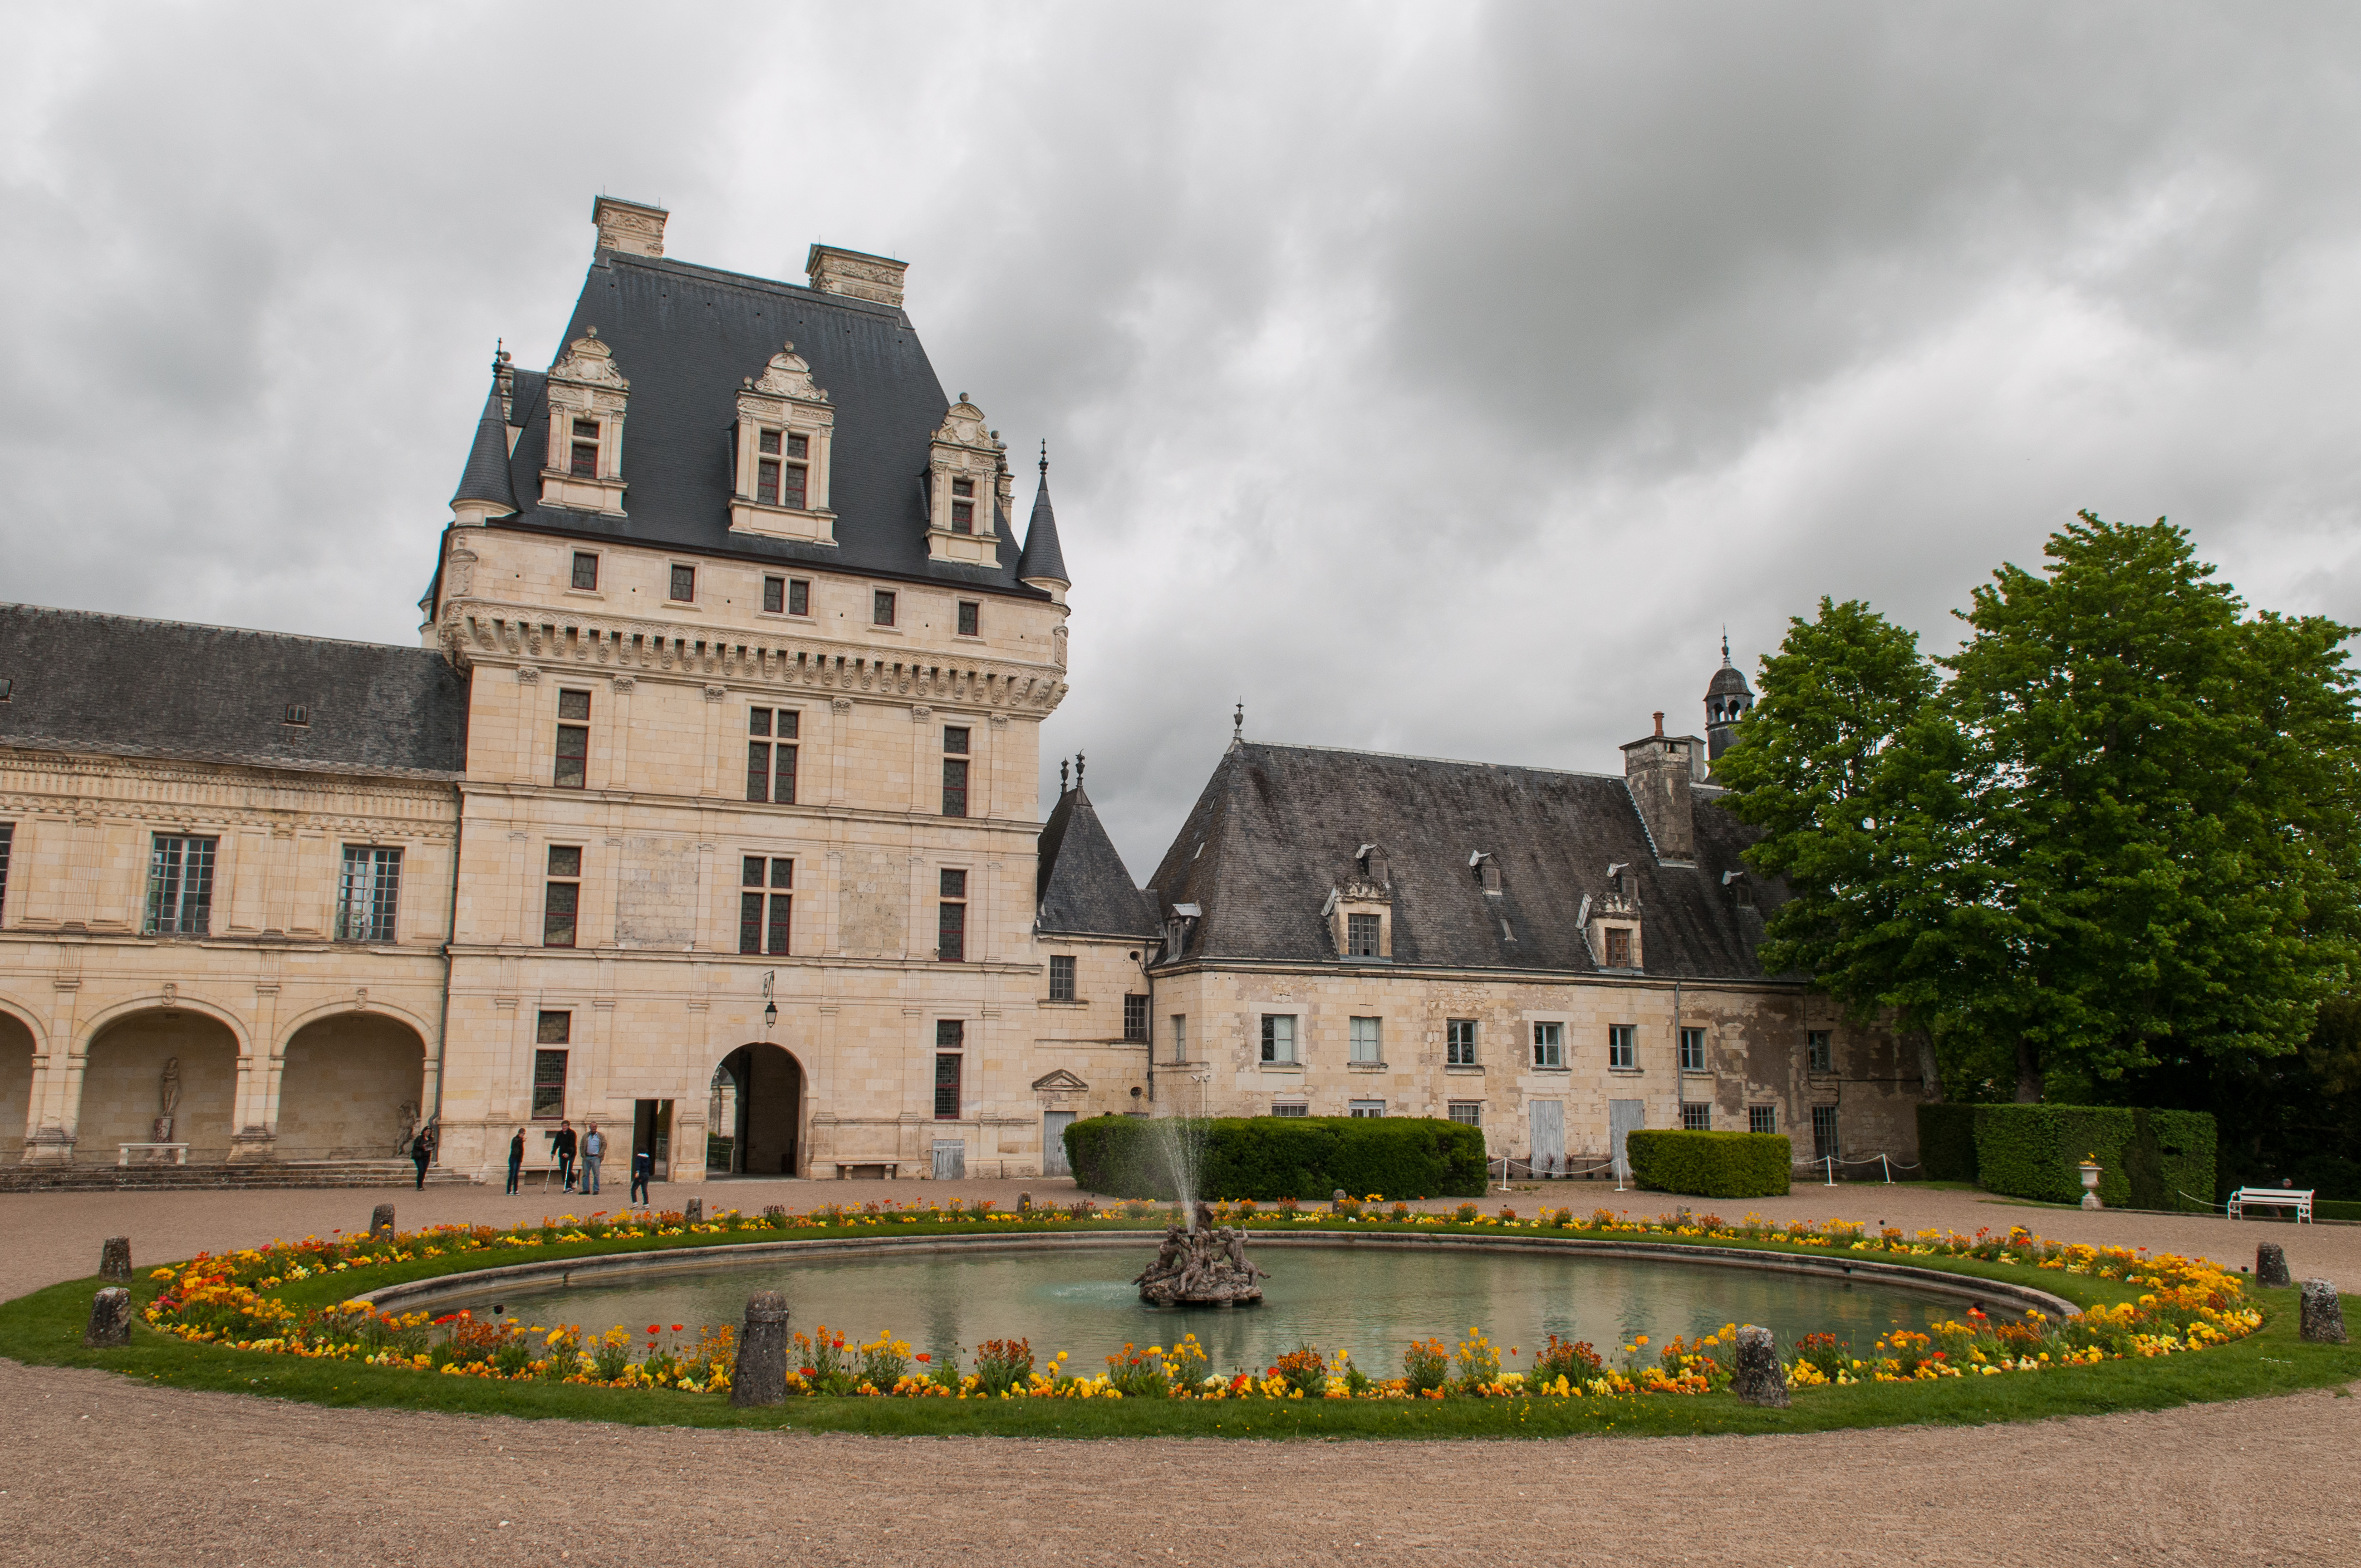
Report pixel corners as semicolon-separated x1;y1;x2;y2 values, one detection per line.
450;361;518;515
1721;626;1731;667
1075;749;1086;787
1016;442;1069;590
1233;700;1244;745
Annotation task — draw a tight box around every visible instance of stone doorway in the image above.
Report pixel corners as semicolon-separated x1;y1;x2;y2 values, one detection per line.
710;1043;803;1176
0;1011;34;1163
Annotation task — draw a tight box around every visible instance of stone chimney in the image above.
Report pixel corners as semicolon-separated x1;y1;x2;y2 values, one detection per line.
592;196;669;258
1621;712;1700;864
806;244;909;309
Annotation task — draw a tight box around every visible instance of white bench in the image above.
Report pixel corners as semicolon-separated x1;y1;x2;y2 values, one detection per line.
117;1142;190;1167
2227;1186;2313;1223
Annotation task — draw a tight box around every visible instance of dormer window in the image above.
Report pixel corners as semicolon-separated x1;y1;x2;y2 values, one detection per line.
730;343;835;544
756;429;809;509
569;419;600;478
1346;912;1381;957
1472;851;1502;894
1604;927;1633;967
951;477;976;534
541;330;630;516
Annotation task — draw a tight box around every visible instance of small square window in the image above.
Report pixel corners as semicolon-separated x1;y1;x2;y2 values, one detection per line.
547;846;582;878
759;429;781;456
956;600;980;637
571;552;599;591
669;565;696;603
1048;955;1076;1002
1680;1026;1707;1073
537;1010;571;1045
1349;1100;1385;1118
558;689;591;722
1608;1024;1636;1069
1260;1014;1297;1064
940;869;967;898
1807;1029;1833;1073
943;726;970;755
873;589;896;626
1446;1019;1478;1066
1272;1103;1309;1118
1681;1102;1712;1131
1533;1020;1564;1068
1349;1016;1382;1064
1345;912;1381;957
1447;1102;1482;1128
1750;1105;1778;1136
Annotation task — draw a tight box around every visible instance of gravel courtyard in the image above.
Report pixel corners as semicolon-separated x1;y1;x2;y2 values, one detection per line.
3;1178;2355;1567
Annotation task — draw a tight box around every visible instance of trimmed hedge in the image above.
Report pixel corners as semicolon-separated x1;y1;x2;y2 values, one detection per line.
1970;1104;2216;1211
1624;1129;1791;1198
1062;1115;1487;1202
1916;1103;1980;1183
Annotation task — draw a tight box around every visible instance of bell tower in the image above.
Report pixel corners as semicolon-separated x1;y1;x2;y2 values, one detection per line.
1704;633;1754;761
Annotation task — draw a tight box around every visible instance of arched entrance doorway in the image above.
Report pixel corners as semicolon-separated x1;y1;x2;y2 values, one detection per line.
78;1010;240;1163
708;1043;802;1176
276;1014;427;1160
0;1010;36;1163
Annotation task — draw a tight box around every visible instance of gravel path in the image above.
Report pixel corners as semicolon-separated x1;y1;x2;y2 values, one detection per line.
4;1178;2356;1566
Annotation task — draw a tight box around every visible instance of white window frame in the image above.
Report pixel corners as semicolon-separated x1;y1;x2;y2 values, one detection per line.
1807;1029;1833;1073
1349;1015;1382;1064
1680;1026;1707;1073
1532;1020;1564;1068
1260;1014;1298;1064
1348;1100;1386;1118
1170;1014;1188;1064
1446;1018;1479;1066
1447;1101;1483;1128
1608;1023;1637;1070
335;844;403;943
1750;1104;1779;1135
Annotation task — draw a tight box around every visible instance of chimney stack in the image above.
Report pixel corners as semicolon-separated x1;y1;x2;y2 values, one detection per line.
592;196;668;258
1621;722;1700;864
806;244;909;309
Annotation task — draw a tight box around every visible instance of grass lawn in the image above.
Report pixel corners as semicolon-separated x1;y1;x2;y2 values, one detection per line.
5;1220;2357;1440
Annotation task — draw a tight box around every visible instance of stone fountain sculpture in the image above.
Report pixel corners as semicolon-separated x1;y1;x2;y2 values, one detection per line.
1135;1201;1267;1306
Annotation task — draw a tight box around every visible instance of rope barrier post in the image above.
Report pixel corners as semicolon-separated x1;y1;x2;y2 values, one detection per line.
1881;1153;1892;1185
1824;1155;1835;1187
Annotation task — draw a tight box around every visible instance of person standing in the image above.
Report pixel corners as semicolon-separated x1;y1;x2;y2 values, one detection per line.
505;1127;526;1195
630;1144;654;1206
554;1119;578;1192
581;1122;605;1196
410;1119;436;1191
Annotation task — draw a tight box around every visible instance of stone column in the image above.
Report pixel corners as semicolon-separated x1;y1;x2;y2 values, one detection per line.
1731;1325;1790;1407
729;1290;790;1407
2299;1280;2348;1344
84;1287;131;1348
2257;1242;2291;1288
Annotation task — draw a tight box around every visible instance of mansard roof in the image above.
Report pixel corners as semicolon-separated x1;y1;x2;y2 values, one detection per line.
482;249;1052;597
0;603;469;780
1036;784;1157;938
1143;740;1783;979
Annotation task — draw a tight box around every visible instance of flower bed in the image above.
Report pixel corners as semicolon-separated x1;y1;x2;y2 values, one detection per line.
135;1198;2261;1407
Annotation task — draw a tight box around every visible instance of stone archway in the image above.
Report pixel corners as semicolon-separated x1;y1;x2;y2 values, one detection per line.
710;1043;803;1177
276;1014;428;1161
78;1011;240;1163
0;1010;36;1162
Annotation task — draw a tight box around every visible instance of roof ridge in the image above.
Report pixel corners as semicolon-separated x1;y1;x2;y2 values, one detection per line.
0;601;441;657
1243;738;1624;781
602;252;904;316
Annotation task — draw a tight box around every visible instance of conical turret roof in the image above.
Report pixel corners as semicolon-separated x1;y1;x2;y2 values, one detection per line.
1017;468;1069;587
450;381;517;512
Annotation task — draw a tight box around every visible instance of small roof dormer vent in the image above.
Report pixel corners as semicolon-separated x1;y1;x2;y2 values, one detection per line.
283;704;310;728
1470;850;1502;896
1357;843;1389;887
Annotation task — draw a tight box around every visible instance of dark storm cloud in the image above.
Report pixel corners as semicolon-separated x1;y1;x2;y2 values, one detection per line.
3;2;2358;877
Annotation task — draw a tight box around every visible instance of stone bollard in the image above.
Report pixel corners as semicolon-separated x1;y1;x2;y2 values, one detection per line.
369;1203;395;1240
729;1290;791;1407
84;1287;132;1348
1018;1192;1032;1215
684;1198;703;1225
2257;1242;2291;1288
1334;1189;1348;1203
2300;1279;2349;1344
98;1237;132;1283
1730;1325;1791;1408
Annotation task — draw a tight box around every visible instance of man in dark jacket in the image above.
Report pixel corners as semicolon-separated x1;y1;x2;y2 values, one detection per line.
553;1120;578;1192
505;1127;526;1195
410;1120;436;1190
630;1145;654;1206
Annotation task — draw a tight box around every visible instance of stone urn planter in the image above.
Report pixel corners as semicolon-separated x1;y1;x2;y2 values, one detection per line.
2079;1160;2104;1210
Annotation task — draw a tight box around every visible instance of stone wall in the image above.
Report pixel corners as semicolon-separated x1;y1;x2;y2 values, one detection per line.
274;1015;426;1160
77;1014;241;1163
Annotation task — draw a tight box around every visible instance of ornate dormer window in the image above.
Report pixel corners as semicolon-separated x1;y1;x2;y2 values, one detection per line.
925;395;1004;566
1323;846;1393;961
1583;866;1643;971
730;342;836;545
540;329;630;515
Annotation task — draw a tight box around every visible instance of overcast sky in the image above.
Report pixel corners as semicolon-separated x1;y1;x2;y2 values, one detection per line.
6;3;2359;876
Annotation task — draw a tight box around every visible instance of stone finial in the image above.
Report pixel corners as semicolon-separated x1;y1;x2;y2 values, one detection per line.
2257;1241;2291;1288
98;1237;131;1282
2300;1279;2348;1344
84;1287;132;1348
729;1290;791;1407
684;1197;704;1225
1730;1325;1790;1407
369;1203;395;1240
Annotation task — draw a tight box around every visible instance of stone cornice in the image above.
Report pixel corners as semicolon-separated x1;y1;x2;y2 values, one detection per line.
0;748;459;834
1150;956;1803;992
438;596;1066;714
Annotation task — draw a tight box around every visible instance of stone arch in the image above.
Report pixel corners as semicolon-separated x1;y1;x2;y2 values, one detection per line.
709;1042;804;1177
276;1014;428;1161
77;1009;242;1163
0;1003;36;1162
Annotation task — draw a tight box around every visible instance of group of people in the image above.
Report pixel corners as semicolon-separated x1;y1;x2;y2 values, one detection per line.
502;1119;654;1203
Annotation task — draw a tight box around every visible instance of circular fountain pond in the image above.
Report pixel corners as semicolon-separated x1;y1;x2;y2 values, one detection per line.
467;1242;1968;1375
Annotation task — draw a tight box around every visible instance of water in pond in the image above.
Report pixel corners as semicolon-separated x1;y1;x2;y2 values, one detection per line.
483;1245;1961;1374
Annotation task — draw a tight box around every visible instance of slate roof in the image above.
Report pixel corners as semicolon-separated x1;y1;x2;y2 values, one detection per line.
0;603;469;779
1036;785;1158;937
1016;473;1069;587
451;383;517;509
1143;741;1784;979
477;249;1061;598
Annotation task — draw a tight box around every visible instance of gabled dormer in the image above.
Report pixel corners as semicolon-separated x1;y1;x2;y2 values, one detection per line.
728;341;837;545
539;328;629;515
1582;861;1643;971
925;395;1005;567
1323;843;1394;960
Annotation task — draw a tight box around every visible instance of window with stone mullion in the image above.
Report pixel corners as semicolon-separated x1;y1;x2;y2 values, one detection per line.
336;845;403;942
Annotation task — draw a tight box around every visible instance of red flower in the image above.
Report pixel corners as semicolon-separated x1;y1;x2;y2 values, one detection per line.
648;1324;661;1334
671;1324;684;1333
915;1353;932;1363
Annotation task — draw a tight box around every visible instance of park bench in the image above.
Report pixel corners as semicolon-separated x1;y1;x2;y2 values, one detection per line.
2226;1186;2314;1223
117;1142;189;1166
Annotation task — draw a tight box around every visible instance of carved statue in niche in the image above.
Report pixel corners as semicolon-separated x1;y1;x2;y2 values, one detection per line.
153;1056;181;1143
394;1100;419;1156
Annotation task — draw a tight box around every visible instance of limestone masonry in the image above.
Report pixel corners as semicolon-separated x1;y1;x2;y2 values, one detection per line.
0;198;1925;1184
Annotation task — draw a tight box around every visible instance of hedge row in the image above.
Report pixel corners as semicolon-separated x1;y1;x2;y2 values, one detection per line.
1912;1103;2216;1210
1062;1115;1487;1202
1624;1130;1792;1198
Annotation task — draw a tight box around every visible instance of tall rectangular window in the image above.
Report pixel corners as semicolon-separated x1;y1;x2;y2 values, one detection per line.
1447;1018;1478;1066
956;599;980;637
145;833;217;936
1345;912;1380;957
1349;1016;1382;1064
1604;927;1633;967
1259;1014;1297;1064
1047;954;1076;1001
1448;1102;1482;1128
336;845;403;942
1750;1105;1779;1136
1532;1020;1564;1068
745;708;799;804
533;1014;570;1119
937;869;966;962
1170;1014;1188;1063
950;476;975;533
1812;1103;1839;1159
1807;1029;1833;1073
543;846;582;947
1607;1024;1636;1069
1680;1026;1707;1073
554;689;590;789
1123;994;1149;1043
753;430;810;509
570;551;600;591
738;856;793;956
1682;1102;1712;1131
787;577;809;616
0;822;15;926
569;419;598;478
873;589;896;626
935;1021;963;1120
941;726;970;817
763;574;784;613
669;564;696;602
